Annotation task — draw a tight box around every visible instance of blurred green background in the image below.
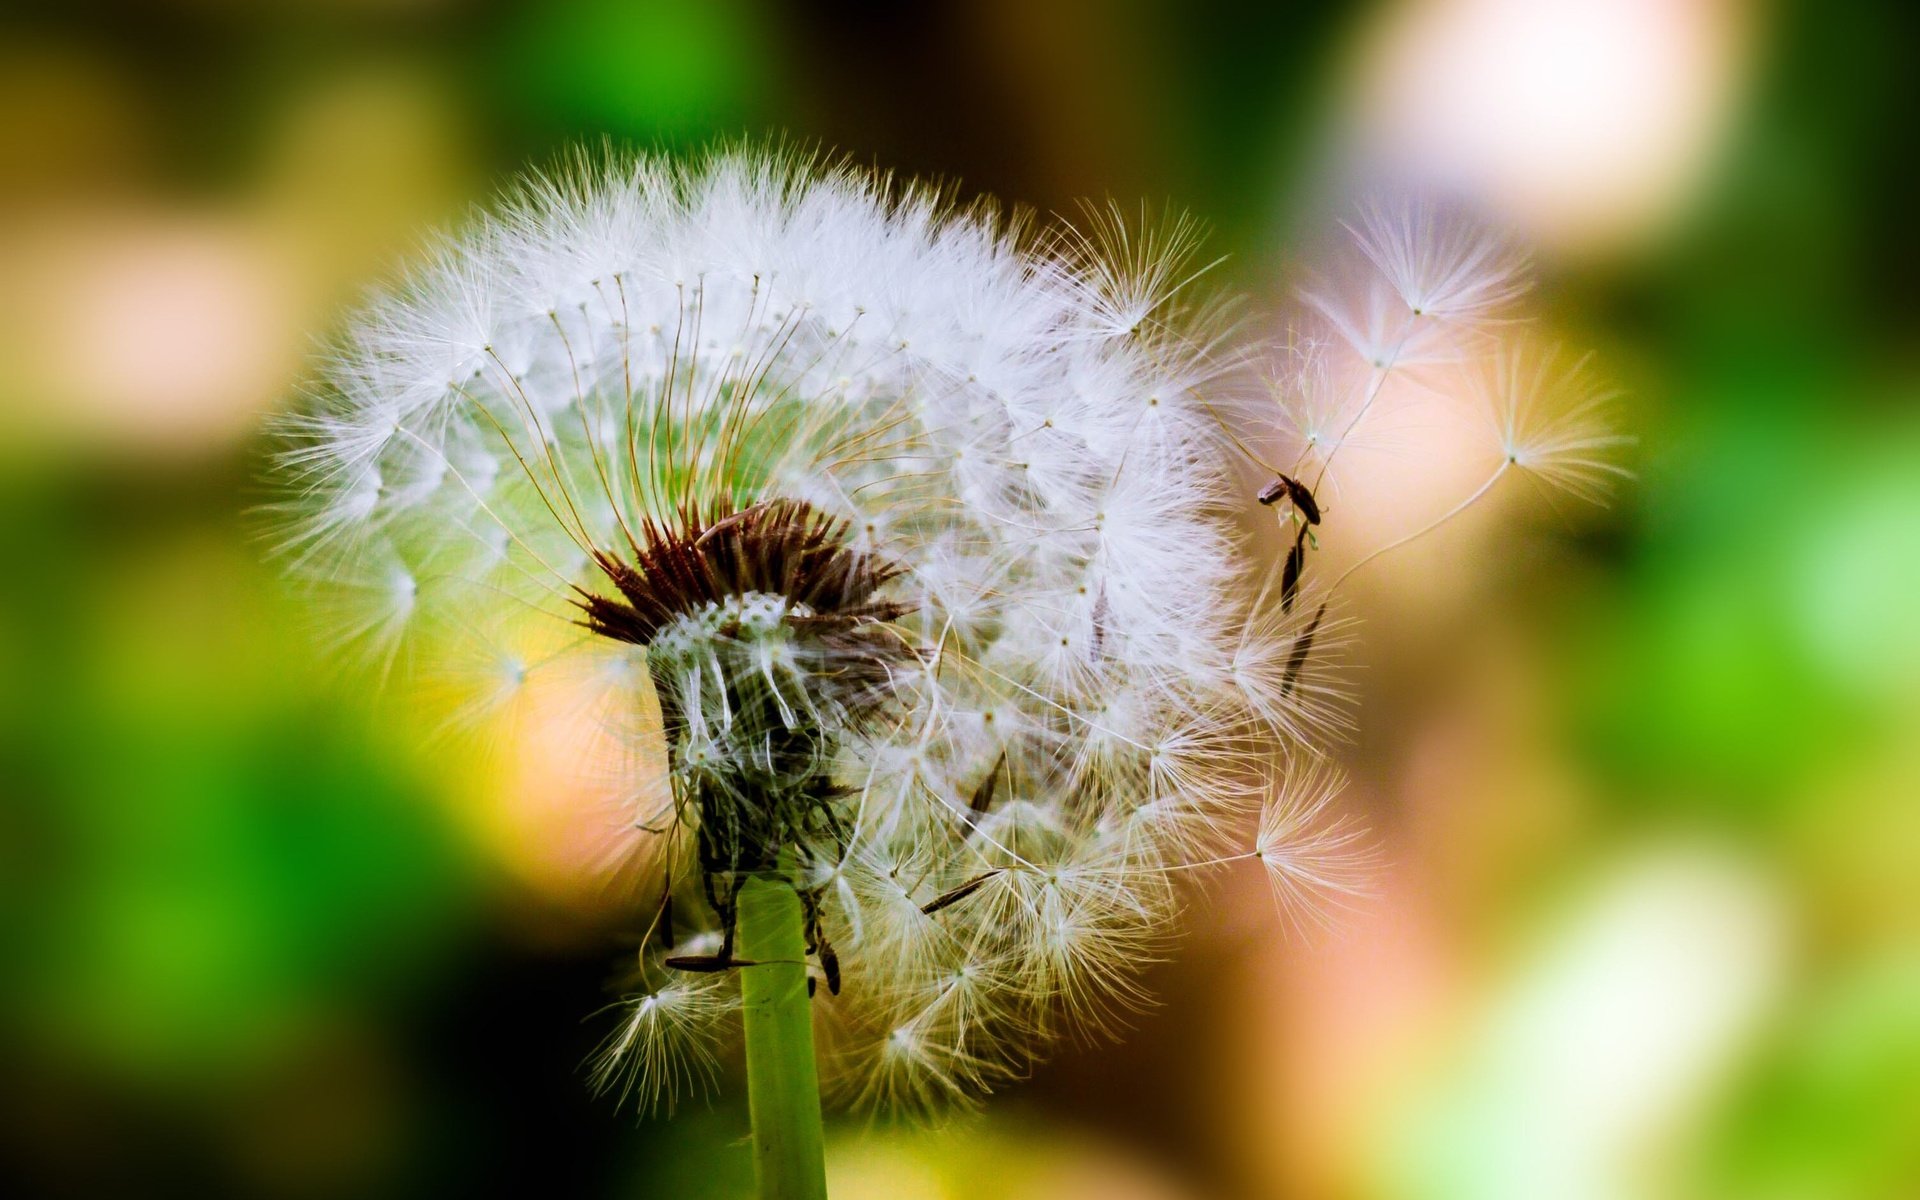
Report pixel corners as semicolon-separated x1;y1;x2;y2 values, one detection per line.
2;1;1915;1197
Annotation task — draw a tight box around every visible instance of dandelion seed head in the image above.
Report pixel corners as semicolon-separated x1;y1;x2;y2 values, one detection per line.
272;145;1406;1114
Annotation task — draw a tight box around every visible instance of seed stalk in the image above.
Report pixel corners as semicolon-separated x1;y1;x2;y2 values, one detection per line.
737;873;828;1200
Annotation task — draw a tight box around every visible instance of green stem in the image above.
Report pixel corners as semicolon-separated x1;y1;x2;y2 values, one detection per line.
735;873;828;1200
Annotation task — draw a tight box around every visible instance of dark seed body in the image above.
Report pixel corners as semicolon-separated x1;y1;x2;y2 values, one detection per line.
921;870;1002;915
1281;602;1327;697
819;943;841;995
665;954;756;973
1281;536;1305;612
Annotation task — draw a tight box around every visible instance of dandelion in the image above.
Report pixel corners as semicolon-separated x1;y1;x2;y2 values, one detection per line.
272;137;1629;1196
273;145;1363;1198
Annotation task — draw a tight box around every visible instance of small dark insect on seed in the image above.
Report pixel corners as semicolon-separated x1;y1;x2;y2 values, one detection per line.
663;954;757;973
920;870;1002;916
1257;473;1321;525
1281;602;1327;698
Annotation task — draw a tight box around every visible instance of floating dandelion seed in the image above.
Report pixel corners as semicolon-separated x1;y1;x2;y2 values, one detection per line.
1344;195;1532;326
272;145;1358;1135
1478;343;1635;506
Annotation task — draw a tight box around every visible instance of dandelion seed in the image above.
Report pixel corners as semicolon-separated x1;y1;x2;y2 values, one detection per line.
1299;270;1469;372
1253;760;1372;933
587;971;732;1114
1343;195;1531;327
1478;343;1635;505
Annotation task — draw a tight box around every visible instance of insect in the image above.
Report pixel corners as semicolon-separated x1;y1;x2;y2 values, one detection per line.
1257;472;1321;525
1261;472;1322;613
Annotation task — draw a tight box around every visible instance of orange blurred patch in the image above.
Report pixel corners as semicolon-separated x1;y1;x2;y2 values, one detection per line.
0;210;301;454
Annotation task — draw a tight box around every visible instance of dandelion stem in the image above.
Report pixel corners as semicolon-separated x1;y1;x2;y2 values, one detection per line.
737;872;829;1200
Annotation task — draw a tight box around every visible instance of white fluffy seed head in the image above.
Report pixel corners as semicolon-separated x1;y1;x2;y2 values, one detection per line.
273;144;1369;1114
